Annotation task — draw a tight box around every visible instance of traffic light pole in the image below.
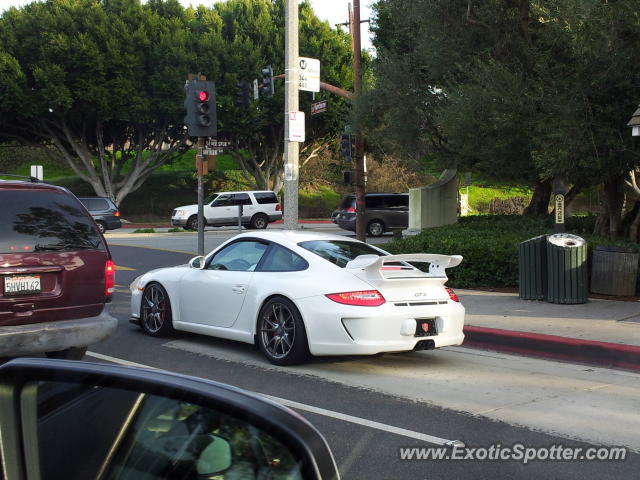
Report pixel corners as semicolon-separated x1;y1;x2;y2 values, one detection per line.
350;1;366;242
196;136;205;256
283;0;299;230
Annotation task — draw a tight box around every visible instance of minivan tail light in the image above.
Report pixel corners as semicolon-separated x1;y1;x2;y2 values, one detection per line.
344;207;356;213
114;210;120;217
105;260;115;297
275;204;281;211
446;287;459;302
326;290;385;307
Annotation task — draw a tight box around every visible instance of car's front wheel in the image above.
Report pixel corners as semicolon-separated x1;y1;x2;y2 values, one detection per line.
186;215;199;231
140;283;174;337
257;297;309;365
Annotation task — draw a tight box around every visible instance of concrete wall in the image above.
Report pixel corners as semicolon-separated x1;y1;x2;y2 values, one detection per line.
406;169;458;233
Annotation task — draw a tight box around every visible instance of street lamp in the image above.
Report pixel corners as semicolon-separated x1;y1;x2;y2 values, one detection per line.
628;104;640;136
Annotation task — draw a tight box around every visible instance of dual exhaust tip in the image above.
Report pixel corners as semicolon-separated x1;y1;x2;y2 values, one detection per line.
413;339;435;351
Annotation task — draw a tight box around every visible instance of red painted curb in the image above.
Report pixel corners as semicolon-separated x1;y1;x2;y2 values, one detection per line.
463;325;640;371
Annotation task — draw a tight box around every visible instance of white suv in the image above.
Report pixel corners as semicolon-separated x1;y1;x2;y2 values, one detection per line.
171;190;282;230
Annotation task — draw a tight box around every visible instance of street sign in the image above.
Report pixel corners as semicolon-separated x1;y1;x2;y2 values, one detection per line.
298;57;320;92
310;100;327;115
288;111;305;142
203;138;232;156
555;194;565;224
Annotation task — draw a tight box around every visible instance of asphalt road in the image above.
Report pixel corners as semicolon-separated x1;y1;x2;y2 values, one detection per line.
95;244;640;479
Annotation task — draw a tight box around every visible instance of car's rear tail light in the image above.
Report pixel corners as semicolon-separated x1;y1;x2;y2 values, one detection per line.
105;260;115;297
114;210;120;217
344;207;356;213
326;290;385;307
446;287;459;302
275;204;281;211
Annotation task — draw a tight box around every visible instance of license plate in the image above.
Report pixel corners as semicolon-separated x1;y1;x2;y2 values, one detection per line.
4;275;41;296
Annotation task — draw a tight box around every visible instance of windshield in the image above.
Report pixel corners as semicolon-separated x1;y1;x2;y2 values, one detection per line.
0;189;103;254
204;193;219;204
298;240;387;268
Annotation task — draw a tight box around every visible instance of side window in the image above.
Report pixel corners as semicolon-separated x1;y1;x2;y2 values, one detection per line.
366;196;384;209
79;199;90;210
259;244;308;272
212;194;233;207
233;193;252;206
385;195;409;209
207;241;268;272
90;199;110;211
254;192;278;204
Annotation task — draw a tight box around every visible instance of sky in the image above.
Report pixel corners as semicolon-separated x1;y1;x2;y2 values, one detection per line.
0;0;375;51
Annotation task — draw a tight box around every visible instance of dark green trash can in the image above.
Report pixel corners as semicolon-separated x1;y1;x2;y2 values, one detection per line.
546;234;588;304
518;235;549;300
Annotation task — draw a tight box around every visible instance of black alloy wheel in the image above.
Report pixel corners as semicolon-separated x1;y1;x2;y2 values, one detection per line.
258;297;308;365
141;283;174;337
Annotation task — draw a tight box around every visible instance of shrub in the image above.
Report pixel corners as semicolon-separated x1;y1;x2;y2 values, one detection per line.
385;215;639;288
132;228;156;234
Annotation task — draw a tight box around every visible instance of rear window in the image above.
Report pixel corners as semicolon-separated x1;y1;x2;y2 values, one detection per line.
254;192;279;204
339;196;355;209
81;198;111;211
0;189;103;254
298;240;387;268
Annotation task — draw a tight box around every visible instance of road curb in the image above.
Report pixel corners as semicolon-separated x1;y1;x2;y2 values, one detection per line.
462;325;640;371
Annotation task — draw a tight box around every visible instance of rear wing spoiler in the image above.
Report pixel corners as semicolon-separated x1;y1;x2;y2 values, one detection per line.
346;254;463;277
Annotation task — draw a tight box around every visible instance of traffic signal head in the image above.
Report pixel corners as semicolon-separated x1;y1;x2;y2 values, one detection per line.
184;79;216;137
236;79;250;108
340;133;352;161
260;65;274;97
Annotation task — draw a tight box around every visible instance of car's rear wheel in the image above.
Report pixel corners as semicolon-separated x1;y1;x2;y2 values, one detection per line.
257;297;309;365
96;221;106;234
186;215;199;231
367;219;385;237
250;213;268;229
141;283;174;337
45;347;87;360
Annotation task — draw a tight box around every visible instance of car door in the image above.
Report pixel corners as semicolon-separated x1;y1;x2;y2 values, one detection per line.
384;194;409;229
206;194;234;225
178;240;269;328
233;193;253;224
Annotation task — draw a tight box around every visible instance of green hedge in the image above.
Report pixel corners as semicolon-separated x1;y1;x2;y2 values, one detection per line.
385;215;638;288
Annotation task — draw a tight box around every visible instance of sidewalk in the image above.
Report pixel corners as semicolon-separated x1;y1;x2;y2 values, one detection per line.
458;289;640;371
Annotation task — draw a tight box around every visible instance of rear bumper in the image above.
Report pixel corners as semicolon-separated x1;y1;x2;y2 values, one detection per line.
105;218;122;230
268;213;283;222
0;305;118;357
296;296;465;356
335;216;356;232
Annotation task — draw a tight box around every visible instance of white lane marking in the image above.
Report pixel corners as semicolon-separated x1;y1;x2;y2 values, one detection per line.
86;351;160;370
261;393;456;446
85;351;458;446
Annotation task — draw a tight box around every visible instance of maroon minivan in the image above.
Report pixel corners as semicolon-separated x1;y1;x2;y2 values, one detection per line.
0;180;117;359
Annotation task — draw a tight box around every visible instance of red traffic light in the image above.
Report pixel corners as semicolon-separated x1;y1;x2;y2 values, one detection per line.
197;90;209;102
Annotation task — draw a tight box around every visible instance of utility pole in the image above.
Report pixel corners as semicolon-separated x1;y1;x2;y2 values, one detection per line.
196;136;205;256
283;0;299;229
349;1;366;242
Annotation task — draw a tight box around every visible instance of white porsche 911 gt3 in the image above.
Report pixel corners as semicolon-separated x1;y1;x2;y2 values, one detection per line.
130;231;465;365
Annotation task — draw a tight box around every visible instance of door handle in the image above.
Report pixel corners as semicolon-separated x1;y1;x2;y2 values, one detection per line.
231;285;246;294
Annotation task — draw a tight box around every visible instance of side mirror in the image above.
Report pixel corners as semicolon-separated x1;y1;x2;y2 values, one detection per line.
189;255;205;269
0;358;339;480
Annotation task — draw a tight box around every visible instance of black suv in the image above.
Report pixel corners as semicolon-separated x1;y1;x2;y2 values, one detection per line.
0;179;117;359
78;197;122;233
334;192;409;236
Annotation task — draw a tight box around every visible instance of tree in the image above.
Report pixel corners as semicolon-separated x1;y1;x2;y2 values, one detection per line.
209;0;353;192
0;0;196;205
365;0;640;231
0;0;354;203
